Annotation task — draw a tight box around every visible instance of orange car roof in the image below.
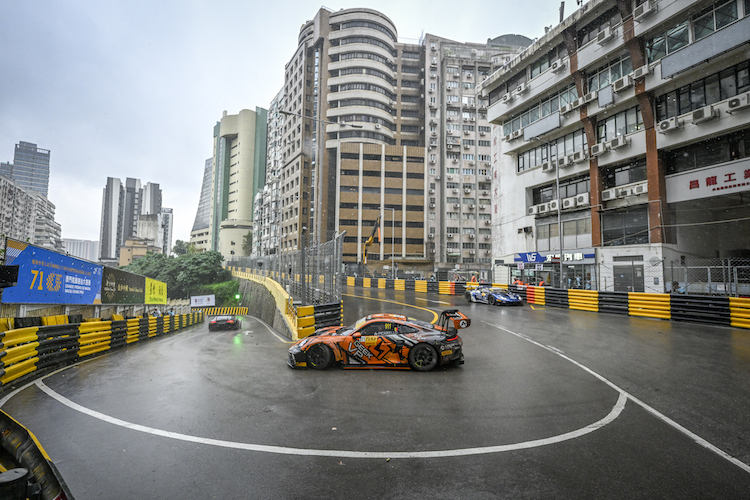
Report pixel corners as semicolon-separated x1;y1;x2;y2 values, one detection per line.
365;313;407;321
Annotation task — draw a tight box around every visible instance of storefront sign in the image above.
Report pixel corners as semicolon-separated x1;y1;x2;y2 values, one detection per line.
3;239;102;304
515;249;595;264
101;267;145;304
666;159;750;203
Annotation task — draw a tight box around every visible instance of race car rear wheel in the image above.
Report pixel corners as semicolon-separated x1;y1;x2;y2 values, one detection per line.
408;343;438;372
488;296;496;306
307;344;332;370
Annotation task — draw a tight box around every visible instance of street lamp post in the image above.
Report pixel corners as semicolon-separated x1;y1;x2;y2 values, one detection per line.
531;137;564;288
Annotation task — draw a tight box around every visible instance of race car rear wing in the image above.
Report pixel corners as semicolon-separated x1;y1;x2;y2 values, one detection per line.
437;309;471;334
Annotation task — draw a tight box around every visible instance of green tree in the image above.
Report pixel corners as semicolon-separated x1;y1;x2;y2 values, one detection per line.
172;240;190;256
122;251;232;299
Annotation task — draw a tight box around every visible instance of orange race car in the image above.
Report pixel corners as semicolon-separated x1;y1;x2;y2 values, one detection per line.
287;310;471;371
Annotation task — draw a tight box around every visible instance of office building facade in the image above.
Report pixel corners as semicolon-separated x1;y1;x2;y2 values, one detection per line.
209;108;268;259
481;0;750;291
190;158;213;253
0;141;51;197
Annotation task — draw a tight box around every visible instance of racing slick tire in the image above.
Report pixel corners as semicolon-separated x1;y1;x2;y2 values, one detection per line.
465;292;473;303
488;296;496;306
408;343;438;372
307;344;332;370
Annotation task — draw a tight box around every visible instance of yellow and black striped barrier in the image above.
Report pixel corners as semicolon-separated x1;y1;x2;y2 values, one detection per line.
197;307;248;316
0;312;204;388
293;301;343;339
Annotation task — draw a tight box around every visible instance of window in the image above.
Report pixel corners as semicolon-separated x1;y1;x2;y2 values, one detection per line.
656;58;750;120
693;0;738;41
517;129;587;172
647;20;690;63
596;106;644;142
602;159;647;188
602;206;649;246
665;128;750;174
587;55;633;92
503;84;578;136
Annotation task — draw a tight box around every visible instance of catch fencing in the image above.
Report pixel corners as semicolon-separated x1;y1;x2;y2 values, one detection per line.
229;233;345;305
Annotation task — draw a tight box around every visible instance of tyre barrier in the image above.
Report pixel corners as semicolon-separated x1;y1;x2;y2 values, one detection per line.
0;312;204;389
293;301;343;339
0;410;73;500
342;277;750;330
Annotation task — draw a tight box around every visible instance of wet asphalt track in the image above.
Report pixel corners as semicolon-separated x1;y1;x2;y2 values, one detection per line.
2;286;750;499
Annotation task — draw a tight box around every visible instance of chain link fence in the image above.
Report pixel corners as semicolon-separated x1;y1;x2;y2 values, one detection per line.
228;232;344;305
666;257;750;296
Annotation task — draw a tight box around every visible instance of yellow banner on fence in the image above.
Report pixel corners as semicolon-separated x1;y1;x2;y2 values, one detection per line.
145;277;167;304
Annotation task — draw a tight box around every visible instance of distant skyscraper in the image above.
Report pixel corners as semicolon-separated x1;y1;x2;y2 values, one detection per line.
99;176;166;263
0;141;51;196
190;158;213;252
63;238;99;262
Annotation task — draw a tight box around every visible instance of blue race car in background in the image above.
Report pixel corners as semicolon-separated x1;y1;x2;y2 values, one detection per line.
465;287;523;306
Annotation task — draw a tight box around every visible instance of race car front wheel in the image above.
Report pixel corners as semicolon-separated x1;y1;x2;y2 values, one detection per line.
465;292;473;303
408;343;438;372
307;344;332;370
488;296;496;306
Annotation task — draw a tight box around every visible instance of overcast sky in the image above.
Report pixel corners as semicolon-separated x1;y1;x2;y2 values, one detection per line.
1;0;565;245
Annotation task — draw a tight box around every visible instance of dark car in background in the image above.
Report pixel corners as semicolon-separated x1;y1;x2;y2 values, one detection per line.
208;315;241;331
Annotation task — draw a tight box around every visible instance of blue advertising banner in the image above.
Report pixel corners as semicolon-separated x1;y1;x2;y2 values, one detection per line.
2;239;103;304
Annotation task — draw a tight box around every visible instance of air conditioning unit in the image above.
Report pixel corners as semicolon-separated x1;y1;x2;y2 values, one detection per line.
453;188;459;194
464;144;470;149
447;117;453;121
431;131;437;137
480;131;486;136
557;155;572;168
559;104;571;114
572;150;588;163
447;145;453;149
504;133;513;142
658;117;683;133
548;199;559;211
463;117;469;122
485;250;491;255
469;161;476;165
692;105;718;124
435;175;441;180
727;93;750;113
538;202;550;214
633;64;652;79
430;159;436;164
469;233;475;238
634;0;656;20
597;26;615;45
453;203;460;208
484;220;491;225
463;130;470;135
430;249;436;254
428;233;434;238
569;98;582;109
484;234;491;240
464;188;471;194
575;192;590;206
469;250;476;255
511;129;523;140
447;174;454;179
609;135;630;150
452;158;458;163
468;204;475;210
550;59;566;73
591;142;609;156
612;74;634;92
583;90;598;103
428;88;434;93
428;188;435;194
541;161;555;173
601;188;618;201
429;203;436;208
515;82;529;94
633;182;648;195
448;233;454;238
528;205;540;215
619;187;635;198
447;130;454;135
375;123;381;129
482;190;489;196
501;93;514;103
562;196;576;209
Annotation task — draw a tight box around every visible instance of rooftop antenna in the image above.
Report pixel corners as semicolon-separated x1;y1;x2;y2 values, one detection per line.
559;1;565;23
